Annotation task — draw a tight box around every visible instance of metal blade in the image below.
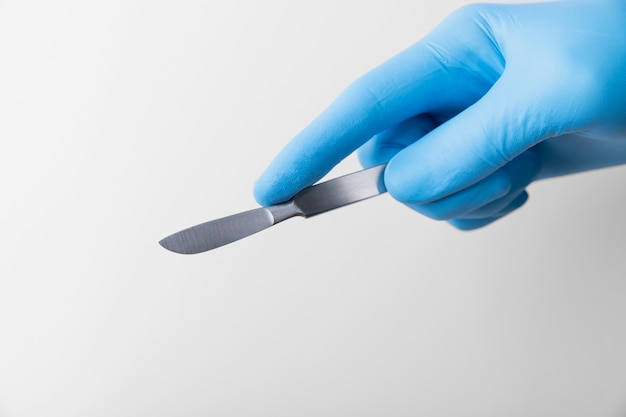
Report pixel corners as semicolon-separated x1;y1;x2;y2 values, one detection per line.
159;207;278;254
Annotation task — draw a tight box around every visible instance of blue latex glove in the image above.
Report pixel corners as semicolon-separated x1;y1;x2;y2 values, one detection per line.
254;0;626;230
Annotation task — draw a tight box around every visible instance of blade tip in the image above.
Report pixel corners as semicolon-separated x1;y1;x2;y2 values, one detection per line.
159;237;195;255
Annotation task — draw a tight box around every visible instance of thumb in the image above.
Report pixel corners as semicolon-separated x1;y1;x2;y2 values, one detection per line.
383;73;558;204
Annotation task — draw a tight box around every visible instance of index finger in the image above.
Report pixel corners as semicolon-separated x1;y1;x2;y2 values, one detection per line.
253;8;499;206
253;45;443;206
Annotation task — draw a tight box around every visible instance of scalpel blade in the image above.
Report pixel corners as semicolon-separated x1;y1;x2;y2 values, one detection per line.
159;164;386;254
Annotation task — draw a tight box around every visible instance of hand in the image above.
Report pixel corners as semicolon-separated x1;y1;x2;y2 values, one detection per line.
254;0;626;230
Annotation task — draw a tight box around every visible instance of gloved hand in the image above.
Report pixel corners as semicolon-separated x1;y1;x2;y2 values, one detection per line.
254;0;626;230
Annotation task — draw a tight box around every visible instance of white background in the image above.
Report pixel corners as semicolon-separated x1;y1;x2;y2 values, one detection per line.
1;1;626;416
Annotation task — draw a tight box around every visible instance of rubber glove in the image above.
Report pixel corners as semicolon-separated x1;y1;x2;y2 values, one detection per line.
254;0;626;230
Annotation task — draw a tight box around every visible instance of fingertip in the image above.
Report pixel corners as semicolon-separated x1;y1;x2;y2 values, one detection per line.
253;168;301;206
253;176;277;207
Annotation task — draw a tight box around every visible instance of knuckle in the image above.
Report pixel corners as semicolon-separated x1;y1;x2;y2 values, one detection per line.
449;3;489;21
443;3;502;31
